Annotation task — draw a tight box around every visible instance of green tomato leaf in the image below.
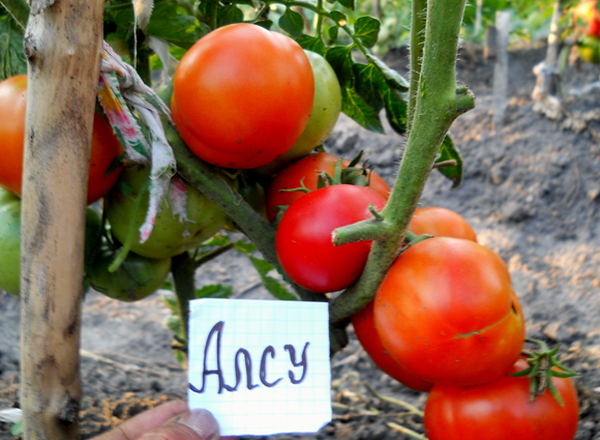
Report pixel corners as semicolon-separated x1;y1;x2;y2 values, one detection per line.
218;4;244;27
254;19;274;30
248;255;297;301
162;294;177;310
201;233;232;247
328;26;339;42
10;420;23;436
329;10;347;26
353;61;384;113
196;284;233;299
0;13;27;81
296;34;326;54
341;86;384;133
279;8;304;39
234;240;258;254
148;1;209;49
336;0;355;10
382;87;408;135
367;54;409;91
435;132;463;189
353;16;380;48
165;314;182;334
325;45;355;87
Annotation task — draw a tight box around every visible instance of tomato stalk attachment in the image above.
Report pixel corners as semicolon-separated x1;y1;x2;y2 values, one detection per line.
328;0;475;337
510;338;581;406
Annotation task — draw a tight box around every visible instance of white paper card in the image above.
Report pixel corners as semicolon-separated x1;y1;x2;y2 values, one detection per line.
188;298;332;436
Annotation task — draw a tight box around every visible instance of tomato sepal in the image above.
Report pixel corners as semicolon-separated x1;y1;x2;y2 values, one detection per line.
509;338;581;407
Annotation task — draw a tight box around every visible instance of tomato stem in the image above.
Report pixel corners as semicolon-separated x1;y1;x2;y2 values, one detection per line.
172;252;197;346
407;0;427;136
328;0;475;328
163;117;326;304
268;0;370;55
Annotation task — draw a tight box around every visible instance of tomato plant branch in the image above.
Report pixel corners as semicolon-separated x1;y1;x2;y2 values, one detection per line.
164;120;324;303
0;0;29;29
328;0;475;328
267;0;369;55
171;252;197;344
193;242;235;269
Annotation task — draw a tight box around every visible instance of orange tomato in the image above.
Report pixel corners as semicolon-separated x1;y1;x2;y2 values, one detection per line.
0;75;123;204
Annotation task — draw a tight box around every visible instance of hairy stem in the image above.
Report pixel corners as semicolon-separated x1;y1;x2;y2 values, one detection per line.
407;0;427;135
329;0;475;328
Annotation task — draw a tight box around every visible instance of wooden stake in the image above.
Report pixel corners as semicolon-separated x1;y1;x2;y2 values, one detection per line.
20;1;104;438
493;10;510;131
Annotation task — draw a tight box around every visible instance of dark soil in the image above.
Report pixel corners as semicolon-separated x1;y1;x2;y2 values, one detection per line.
3;43;600;439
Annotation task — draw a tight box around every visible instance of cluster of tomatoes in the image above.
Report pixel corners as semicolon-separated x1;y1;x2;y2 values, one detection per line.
0;22;582;437
0;23;343;301
574;0;600;63
349;209;580;439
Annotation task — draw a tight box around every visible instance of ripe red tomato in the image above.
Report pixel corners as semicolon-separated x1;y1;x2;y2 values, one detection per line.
276;185;387;293
172;23;314;169
0;75;124;204
424;359;580;440
265;153;390;222
352;302;434;392
408;207;477;242
352;207;476;391
374;237;525;386
575;0;600;37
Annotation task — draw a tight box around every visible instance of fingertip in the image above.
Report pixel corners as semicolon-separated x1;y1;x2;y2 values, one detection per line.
177;409;220;440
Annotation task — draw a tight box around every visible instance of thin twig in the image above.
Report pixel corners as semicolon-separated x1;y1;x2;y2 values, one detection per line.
387;422;428;440
364;382;424;416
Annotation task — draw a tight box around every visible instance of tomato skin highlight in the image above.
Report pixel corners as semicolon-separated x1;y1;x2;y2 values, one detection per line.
276;184;387;293
172;23;314;169
265;152;390;222
0;75;124;204
374;237;526;386
424;359;580;440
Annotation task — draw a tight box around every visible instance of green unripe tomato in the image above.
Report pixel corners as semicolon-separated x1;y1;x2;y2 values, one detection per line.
0;190;21;296
87;244;171;302
106;166;229;259
254;50;342;175
578;35;600;63
0;189;103;296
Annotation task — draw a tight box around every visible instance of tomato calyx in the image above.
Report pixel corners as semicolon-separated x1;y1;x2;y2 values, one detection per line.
510;338;580;406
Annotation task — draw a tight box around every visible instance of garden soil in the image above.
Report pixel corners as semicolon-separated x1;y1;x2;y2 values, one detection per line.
2;43;600;439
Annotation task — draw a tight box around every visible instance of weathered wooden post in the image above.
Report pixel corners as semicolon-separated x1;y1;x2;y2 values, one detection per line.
492;10;510;131
20;0;104;438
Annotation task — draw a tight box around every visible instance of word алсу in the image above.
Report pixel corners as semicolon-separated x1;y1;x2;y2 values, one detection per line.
189;321;310;394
